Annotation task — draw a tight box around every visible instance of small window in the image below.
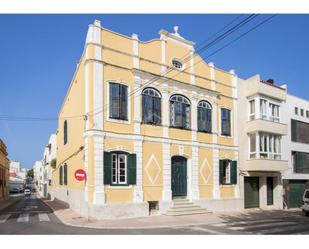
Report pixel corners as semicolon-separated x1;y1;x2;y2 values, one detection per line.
112;153;128;185
306;110;309;118
219;160;237;185
221;108;231;136
301;109;304;117
305;190;309;199
110;83;128;120
295;107;298;115
249;99;255;120
63;120;68;145
63;164;68;186
172;59;183;69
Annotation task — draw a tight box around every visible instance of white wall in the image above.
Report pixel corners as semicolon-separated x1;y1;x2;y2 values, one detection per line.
282;94;309;180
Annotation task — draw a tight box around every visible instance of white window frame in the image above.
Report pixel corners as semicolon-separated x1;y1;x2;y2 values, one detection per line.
249;99;255;121
260;99;267;120
269;102;280;122
249;133;257;158
253;132;282;160
111;153;127;185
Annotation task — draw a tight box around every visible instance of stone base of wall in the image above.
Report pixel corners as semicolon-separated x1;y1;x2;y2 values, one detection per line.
52;187;149;219
198;198;243;212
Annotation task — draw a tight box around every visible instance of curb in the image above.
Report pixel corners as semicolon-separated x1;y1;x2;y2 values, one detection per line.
43;199;222;230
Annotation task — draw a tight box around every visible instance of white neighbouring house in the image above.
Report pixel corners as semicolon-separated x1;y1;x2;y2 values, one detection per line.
282;94;309;208
33;134;57;198
237;75;288;210
41;134;57;198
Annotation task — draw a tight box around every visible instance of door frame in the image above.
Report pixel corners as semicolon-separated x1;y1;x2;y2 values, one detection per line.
244;176;260;209
171;155;190;199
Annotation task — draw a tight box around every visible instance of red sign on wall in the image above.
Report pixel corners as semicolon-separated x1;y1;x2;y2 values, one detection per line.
74;169;87;181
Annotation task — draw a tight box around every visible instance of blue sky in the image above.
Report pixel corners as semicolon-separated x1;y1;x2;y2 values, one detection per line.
0;14;308;168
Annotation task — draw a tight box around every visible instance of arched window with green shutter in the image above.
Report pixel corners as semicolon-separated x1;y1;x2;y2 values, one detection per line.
64;120;68;145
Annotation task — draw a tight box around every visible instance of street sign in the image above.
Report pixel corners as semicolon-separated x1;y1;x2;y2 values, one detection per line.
74;169;86;181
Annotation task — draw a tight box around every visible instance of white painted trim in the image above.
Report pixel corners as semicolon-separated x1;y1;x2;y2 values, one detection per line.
93;61;103;131
209;62;216;91
162;142;172;201
83;129;239;151
134;76;141;134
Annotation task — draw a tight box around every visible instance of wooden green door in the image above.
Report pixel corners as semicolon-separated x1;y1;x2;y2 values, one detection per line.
244;177;260;208
288;180;306;208
172;156;187;197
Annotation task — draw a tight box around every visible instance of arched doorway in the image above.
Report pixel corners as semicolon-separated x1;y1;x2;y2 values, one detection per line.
171;156;187;198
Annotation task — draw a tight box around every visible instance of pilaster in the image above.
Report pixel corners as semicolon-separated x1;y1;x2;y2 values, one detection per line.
213;147;220;198
134;76;142;134
134;139;144;202
162;142;172;201
162;85;169;138
209;62;216;91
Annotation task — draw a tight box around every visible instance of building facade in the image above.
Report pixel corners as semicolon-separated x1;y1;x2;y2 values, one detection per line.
40;134;57;198
52;20;240;219
0;139;9;200
238;75;288;209
282;94;309;208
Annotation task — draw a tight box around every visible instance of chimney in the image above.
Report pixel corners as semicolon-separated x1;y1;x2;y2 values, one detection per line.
266;79;274;84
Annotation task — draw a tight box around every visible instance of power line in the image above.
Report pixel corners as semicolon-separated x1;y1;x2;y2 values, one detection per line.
90;14;259;117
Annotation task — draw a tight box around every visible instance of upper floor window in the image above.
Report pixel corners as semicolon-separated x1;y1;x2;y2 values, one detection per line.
59;166;63;186
250;132;281;160
63;163;68;186
292;151;309;173
291;119;309;144
142;88;161;125
197;101;212;133
110;83;128;120
221;108;231;136
269;103;280;122
295;107;298;115
260;99;267;119
172;59;183;69
249;99;255;121
63;120;68;145
170;95;190;129
306;110;309;118
301;109;304;117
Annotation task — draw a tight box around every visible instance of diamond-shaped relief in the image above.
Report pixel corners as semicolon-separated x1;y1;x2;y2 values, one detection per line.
145;154;161;185
200;157;212;185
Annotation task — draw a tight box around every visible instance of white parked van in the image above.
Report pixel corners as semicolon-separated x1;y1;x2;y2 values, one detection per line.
302;189;309;216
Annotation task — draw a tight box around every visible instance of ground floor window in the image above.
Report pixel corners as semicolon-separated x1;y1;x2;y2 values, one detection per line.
104;151;136;186
112;153;127;185
219;159;237;185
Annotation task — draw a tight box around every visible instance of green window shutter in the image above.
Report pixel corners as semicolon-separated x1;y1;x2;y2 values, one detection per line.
104;152;112;185
63;164;68;185
128;153;137;185
219;160;224;185
231;161;237;184
64;121;68;145
59;166;63;185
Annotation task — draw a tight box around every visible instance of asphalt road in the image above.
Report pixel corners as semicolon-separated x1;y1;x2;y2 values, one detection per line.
1;194;309;234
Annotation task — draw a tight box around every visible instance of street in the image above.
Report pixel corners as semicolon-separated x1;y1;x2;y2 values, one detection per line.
0;194;309;234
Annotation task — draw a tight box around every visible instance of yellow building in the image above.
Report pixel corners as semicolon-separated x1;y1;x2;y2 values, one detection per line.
52;20;240;219
0;139;9;201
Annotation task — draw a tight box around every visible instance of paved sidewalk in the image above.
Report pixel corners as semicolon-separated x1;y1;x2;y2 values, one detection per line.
44;199;302;230
0;195;23;211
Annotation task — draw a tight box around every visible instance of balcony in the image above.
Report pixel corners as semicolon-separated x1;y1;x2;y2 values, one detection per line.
245;119;288;135
243;159;288;172
245;79;286;101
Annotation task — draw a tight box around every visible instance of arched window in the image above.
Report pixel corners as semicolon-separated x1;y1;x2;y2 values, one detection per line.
63;120;68;145
170;94;191;129
197;100;212;133
142;88;161;125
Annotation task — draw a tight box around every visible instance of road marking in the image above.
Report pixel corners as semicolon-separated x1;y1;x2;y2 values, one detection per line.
0;214;10;223
188;226;222;234
17;213;29;223
256;223;309;235
38;213;50;222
